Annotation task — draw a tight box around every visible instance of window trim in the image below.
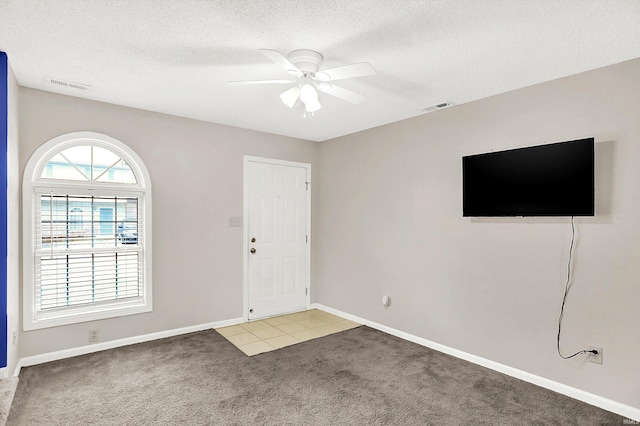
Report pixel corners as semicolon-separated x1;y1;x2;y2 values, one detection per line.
23;132;152;331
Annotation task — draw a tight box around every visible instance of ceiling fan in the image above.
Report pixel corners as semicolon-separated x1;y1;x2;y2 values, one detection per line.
229;49;376;115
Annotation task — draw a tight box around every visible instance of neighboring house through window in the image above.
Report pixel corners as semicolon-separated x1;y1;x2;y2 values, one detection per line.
23;132;152;330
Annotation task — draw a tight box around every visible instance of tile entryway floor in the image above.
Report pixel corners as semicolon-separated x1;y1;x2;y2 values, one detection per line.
216;309;361;356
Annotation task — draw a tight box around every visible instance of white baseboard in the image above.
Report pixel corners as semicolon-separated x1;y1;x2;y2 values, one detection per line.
311;303;640;422
14;317;244;377
0;367;7;380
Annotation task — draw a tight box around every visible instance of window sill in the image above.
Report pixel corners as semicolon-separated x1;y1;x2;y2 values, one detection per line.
24;300;152;331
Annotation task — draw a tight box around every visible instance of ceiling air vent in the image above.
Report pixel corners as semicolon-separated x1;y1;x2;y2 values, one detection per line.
420;102;454;113
46;77;90;91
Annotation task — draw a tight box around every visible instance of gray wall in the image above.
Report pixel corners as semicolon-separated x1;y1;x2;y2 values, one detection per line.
314;58;640;408
18;88;319;357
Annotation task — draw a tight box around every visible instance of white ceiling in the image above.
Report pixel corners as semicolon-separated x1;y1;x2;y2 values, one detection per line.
1;1;640;142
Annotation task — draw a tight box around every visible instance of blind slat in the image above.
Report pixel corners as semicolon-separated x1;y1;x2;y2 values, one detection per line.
36;193;143;311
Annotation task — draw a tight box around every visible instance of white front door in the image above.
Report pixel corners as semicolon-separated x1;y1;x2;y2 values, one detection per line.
244;157;310;320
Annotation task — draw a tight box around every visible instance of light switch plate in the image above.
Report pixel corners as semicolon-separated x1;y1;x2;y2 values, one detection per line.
228;216;242;227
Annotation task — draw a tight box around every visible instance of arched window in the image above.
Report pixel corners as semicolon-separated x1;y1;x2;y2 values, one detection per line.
23;132;152;330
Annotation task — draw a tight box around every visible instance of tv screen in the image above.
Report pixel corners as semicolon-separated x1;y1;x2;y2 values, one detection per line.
462;138;594;217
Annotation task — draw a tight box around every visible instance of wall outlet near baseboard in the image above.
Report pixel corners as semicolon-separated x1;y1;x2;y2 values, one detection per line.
88;329;100;343
588;346;603;364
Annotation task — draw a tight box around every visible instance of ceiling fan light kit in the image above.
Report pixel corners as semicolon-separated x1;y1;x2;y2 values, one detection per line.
279;86;300;108
298;82;321;113
298;83;316;102
230;48;376;116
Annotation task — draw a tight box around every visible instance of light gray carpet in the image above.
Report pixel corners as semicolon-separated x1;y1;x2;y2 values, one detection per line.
0;377;18;425
7;326;624;425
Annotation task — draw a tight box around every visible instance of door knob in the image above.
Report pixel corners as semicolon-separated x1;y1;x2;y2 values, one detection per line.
250;248;256;254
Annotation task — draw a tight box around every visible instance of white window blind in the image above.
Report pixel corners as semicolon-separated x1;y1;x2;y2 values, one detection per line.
35;193;143;312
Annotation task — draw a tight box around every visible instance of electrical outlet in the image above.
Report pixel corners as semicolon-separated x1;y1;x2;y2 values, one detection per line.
588;346;603;364
88;329;100;343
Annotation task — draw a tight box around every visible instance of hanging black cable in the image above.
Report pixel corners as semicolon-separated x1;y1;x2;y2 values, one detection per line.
556;216;597;359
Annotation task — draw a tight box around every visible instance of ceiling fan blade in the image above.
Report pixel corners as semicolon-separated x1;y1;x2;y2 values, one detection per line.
315;62;376;81
316;83;367;104
228;79;294;85
259;49;303;77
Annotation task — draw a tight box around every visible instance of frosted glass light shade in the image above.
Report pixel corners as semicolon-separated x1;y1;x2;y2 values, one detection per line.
279;86;300;108
304;98;321;112
299;83;318;103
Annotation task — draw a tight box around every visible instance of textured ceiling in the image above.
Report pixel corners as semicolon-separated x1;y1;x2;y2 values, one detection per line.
1;0;640;142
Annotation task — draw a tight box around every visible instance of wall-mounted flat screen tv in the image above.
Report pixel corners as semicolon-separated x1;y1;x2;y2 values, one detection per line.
462;138;594;217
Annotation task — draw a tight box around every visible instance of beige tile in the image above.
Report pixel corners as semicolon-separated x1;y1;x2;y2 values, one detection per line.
284;311;311;321
238;340;275;356
333;319;361;330
309;315;335;324
310;311;344;323
289;328;324;342
264;334;300;349
312;323;345;337
293;317;330;328
225;332;261;346
323;314;346;323
307;309;334;318
251;325;287;340
239;320;271;332
275;321;307;334
264;316;293;326
218;311;358;355
216;325;248;337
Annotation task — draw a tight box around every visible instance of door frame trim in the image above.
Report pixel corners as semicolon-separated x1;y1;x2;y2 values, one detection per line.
242;156;311;321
